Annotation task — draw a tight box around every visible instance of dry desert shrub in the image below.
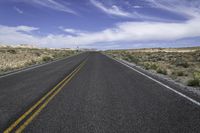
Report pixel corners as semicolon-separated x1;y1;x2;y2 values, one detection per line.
106;47;200;87
0;47;76;74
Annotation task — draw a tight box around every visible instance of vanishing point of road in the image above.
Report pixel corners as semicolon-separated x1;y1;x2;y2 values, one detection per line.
0;52;199;133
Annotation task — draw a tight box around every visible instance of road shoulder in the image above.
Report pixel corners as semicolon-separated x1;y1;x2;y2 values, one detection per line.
105;54;200;106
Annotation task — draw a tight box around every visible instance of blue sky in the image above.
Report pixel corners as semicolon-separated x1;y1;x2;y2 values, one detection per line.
0;0;200;49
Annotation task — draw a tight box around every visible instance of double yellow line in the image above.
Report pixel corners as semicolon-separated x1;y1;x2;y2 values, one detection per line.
4;59;87;133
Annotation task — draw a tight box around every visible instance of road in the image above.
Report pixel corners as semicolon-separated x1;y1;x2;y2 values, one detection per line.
0;52;200;133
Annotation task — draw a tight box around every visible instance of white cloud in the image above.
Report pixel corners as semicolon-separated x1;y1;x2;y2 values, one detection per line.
0;25;40;45
90;0;132;17
14;7;23;14
59;27;87;35
133;6;142;9
64;28;77;34
15;26;39;33
65;17;200;44
1;16;200;48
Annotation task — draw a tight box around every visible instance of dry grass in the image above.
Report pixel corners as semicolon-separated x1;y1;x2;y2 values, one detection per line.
0;46;76;75
106;47;200;87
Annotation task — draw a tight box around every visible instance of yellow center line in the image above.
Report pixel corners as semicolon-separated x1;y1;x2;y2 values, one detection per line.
4;69;74;133
4;59;87;133
16;61;85;133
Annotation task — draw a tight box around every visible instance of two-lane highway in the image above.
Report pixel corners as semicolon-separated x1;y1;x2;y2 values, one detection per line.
1;52;200;133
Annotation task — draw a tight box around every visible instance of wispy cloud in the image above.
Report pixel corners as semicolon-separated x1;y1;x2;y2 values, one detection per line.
90;0;132;17
146;0;200;18
20;0;76;14
14;6;23;14
89;0;181;22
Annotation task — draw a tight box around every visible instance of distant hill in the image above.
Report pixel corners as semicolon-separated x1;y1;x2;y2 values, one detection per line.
0;44;36;48
110;47;200;53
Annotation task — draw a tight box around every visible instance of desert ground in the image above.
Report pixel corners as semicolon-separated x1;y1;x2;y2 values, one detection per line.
0;45;76;75
106;47;200;87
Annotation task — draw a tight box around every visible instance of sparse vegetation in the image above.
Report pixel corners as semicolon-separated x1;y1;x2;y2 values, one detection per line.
174;58;189;68
156;67;167;75
177;71;184;76
176;71;184;76
188;79;199;86
7;49;17;54
106;47;200;87
188;71;200;86
0;46;77;75
42;56;53;62
143;62;158;70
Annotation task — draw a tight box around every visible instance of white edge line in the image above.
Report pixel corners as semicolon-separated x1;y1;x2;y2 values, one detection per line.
107;55;200;106
0;52;82;79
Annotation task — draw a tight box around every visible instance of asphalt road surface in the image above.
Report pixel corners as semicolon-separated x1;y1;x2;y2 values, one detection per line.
0;52;200;133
